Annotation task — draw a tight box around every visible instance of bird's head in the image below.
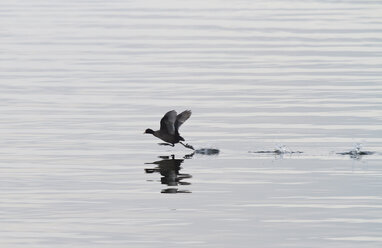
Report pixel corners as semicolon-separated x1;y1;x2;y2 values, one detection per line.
144;128;155;134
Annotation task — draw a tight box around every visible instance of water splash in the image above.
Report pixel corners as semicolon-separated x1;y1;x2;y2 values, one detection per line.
351;143;362;155
337;143;374;159
274;145;291;154
250;145;303;155
195;148;220;155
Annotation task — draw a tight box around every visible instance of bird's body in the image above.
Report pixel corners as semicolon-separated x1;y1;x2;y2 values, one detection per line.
152;130;184;144
145;110;194;150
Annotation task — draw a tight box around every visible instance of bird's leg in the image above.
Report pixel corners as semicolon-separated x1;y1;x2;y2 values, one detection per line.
158;143;174;147
180;142;195;150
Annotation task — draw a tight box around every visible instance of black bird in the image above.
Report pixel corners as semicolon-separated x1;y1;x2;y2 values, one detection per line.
144;110;194;150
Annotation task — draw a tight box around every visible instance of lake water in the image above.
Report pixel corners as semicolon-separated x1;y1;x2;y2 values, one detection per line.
1;0;382;247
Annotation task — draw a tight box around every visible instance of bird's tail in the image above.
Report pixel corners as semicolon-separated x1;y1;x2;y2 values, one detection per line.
179;136;185;141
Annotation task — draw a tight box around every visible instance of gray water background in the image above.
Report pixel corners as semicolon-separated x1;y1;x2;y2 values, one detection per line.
1;0;382;247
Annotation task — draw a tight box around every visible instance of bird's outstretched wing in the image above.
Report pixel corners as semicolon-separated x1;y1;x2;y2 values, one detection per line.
175;110;192;130
160;110;177;135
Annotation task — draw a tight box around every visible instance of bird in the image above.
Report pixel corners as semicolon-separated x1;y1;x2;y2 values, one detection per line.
144;110;194;150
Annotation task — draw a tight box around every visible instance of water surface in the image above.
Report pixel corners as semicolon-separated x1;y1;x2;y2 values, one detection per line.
1;0;382;247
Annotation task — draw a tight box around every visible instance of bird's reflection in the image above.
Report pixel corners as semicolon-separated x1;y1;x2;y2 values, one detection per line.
145;153;194;194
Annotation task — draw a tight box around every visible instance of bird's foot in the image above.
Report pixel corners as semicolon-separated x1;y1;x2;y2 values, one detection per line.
180;142;195;150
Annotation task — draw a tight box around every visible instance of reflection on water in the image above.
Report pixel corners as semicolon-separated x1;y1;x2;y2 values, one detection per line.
145;154;193;193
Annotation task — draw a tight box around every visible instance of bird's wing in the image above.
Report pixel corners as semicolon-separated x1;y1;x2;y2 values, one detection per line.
175;110;192;130
160;110;177;135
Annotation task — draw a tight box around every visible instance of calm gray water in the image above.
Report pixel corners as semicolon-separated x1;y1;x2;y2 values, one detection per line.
1;0;382;247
